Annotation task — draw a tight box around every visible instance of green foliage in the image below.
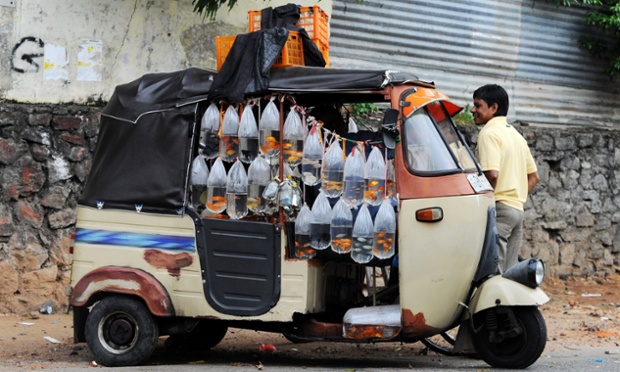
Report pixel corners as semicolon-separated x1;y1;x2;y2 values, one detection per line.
558;0;620;79
351;102;380;116
453;104;474;126
191;0;240;19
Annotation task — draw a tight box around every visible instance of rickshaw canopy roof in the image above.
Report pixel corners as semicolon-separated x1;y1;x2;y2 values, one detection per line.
102;67;426;123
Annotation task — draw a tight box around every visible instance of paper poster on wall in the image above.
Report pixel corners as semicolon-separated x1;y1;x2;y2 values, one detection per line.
43;44;69;80
77;40;103;81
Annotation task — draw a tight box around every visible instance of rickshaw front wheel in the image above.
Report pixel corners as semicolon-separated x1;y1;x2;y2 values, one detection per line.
472;306;546;369
84;295;159;367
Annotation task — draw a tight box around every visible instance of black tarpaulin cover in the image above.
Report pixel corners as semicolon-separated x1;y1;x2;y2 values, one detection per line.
80;104;196;214
80;66;420;214
259;4;327;68
209;28;290;104
101;67;215;124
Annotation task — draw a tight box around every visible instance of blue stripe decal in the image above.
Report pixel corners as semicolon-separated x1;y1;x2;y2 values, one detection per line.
75;228;195;252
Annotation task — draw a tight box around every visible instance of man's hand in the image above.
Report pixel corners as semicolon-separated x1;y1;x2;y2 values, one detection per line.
528;171;540;193
483;170;499;190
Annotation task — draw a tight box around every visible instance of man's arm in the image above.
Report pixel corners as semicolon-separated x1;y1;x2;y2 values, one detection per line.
527;171;540;193
483;170;499;190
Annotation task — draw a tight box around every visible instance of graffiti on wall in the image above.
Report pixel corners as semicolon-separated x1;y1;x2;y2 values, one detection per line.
11;36;44;73
10;37;103;82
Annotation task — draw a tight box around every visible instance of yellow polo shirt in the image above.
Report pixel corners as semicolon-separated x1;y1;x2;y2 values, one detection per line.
476;117;537;211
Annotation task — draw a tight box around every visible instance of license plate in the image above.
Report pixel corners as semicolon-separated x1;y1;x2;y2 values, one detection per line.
467;173;493;193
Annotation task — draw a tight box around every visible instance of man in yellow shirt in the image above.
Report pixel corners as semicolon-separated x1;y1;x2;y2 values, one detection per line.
471;84;540;272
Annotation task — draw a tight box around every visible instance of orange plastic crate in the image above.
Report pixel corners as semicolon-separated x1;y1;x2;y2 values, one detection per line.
298;6;329;47
215;31;304;71
248;5;329;48
316;40;330;68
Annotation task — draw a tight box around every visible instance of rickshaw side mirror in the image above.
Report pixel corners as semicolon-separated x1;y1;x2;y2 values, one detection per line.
382;108;400;150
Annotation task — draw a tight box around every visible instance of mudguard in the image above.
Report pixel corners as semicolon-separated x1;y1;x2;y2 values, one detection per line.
70;266;175;317
467;275;550;315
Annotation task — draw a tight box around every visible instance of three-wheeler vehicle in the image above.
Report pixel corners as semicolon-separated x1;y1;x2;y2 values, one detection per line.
68;66;549;369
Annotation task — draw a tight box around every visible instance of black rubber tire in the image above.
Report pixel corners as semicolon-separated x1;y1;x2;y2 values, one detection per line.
472;306;547;369
421;329;458;356
165;323;228;356
84;296;159;367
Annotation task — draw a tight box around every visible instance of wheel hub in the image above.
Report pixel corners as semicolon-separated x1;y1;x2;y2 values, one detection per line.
107;317;135;346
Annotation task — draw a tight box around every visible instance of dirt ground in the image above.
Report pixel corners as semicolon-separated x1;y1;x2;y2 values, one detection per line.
0;274;618;370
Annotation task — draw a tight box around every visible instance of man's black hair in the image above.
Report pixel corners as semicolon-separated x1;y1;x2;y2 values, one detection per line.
473;84;509;117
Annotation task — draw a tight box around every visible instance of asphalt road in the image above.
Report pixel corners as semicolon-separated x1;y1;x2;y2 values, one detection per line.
12;344;618;371
120;350;617;372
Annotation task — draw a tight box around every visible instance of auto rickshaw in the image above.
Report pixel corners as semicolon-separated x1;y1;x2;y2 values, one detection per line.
68;66;549;369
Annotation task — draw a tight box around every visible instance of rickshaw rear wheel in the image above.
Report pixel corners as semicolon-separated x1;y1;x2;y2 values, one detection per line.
472;306;546;369
164;322;228;356
84;295;159;367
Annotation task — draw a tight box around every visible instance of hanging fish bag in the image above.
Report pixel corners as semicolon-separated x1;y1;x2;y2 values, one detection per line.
282;107;305;167
200;103;221;159
226;161;248;220
364;146;387;206
342;146;365;209
330;199;353;254
373;198;397;259
190;154;210;210
295;204;316;259
309;191;332;250
321;139;345;198
351;204;374;264
219;105;240;162
301;123;323;186
238;104;259;164
247;156;271;214
205;157;228;214
259;98;280;158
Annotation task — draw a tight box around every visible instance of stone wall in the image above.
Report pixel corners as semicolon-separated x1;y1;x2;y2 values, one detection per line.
515;124;620;277
0;101;101;314
0;102;619;314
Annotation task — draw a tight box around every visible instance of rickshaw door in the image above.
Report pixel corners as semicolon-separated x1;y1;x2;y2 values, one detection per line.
197;218;281;316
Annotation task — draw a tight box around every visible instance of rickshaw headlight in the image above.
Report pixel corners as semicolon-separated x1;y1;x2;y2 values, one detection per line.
502;258;545;289
533;259;545;286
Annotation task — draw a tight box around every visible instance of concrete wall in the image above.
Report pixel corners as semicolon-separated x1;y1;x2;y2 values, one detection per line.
0;0;332;103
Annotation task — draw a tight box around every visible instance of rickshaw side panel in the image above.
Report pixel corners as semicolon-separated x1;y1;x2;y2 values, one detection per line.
70;206;324;320
70;207;204;317
398;193;494;335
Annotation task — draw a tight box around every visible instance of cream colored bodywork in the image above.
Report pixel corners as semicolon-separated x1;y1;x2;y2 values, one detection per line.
467;275;550;315
70;206;323;321
398;193;494;331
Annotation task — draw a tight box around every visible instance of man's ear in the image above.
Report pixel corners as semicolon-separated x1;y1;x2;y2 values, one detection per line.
490;102;499;116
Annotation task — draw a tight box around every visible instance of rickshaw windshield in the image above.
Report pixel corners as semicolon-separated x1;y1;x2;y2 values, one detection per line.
403;102;477;174
426;102;477;171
